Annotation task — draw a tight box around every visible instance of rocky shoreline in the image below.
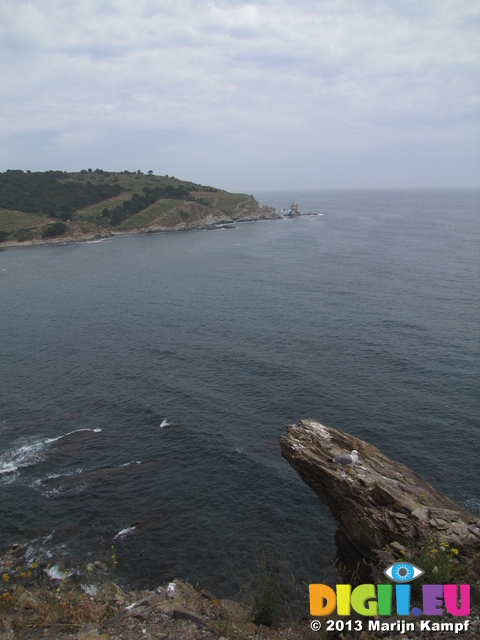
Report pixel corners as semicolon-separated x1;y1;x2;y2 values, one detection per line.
0;200;280;250
0;574;301;640
1;557;478;640
1;540;310;640
2;424;478;640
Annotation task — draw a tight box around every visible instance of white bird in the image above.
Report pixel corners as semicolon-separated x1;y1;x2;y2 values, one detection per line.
330;449;358;466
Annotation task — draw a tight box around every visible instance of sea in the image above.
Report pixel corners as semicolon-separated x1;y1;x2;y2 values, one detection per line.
1;189;479;600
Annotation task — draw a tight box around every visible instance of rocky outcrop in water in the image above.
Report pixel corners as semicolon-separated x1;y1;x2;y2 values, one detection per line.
280;419;480;581
284;203;300;218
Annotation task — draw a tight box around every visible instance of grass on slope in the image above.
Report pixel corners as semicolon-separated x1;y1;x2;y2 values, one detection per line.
118;200;182;229
0;210;52;232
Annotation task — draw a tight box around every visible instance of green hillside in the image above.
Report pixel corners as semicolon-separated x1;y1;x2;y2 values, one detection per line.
0;169;276;244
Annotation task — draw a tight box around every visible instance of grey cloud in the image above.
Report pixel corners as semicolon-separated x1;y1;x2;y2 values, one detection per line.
1;0;478;188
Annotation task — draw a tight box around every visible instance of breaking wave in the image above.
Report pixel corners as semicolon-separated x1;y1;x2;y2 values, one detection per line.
0;428;103;480
0;439;47;477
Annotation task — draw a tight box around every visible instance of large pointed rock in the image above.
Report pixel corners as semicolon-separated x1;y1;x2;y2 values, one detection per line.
280;419;480;580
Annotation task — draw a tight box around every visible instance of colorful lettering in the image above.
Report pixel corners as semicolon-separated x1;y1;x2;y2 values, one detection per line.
444;585;470;616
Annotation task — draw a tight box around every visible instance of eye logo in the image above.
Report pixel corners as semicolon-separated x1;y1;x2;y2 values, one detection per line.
384;562;424;583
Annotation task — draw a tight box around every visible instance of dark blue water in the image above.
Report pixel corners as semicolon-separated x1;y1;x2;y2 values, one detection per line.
1;189;479;597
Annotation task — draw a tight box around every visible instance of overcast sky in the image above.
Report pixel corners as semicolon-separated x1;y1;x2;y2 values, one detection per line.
1;0;479;191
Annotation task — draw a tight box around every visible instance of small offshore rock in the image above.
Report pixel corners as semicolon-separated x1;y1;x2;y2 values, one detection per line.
285;203;301;218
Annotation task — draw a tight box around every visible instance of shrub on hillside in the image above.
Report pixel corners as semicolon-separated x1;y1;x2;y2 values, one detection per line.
42;222;67;238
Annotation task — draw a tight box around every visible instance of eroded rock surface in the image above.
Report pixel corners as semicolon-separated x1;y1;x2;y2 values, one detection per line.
280;419;480;579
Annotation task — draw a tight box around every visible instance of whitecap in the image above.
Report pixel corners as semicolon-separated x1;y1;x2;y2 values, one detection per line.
0;461;18;475
44;483;88;499
113;526;136;540
0;439;47;476
44;565;75;580
44;468;83;480
44;472;65;480
0;428;102;480
45;427;102;444
81;584;99;596
0;471;17;485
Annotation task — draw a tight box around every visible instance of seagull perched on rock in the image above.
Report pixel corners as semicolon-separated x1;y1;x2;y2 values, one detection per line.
329;450;358;467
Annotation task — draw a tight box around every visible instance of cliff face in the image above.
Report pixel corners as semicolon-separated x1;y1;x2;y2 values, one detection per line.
280;419;480;580
145;196;279;233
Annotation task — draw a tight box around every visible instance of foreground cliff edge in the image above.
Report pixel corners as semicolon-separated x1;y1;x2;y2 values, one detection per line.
2;420;479;638
280;419;480;585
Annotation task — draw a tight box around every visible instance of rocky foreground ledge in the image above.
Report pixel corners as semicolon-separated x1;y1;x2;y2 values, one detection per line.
280;419;480;585
0;573;303;640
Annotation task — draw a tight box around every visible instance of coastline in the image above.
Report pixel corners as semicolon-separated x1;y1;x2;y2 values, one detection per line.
0;209;281;251
0;171;281;250
2;545;478;640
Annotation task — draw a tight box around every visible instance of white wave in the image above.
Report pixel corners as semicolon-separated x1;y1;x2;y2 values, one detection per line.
44;427;102;444
81;583;99;596
113;526;136;540
120;461;142;467
39;537;62;560
46;467;84;480
28;468;87;492
160;418;170;428
0;439;46;475
44;564;75;580
0;428;103;479
44;483;88;499
0;461;18;475
44;471;66;480
0;472;17;485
